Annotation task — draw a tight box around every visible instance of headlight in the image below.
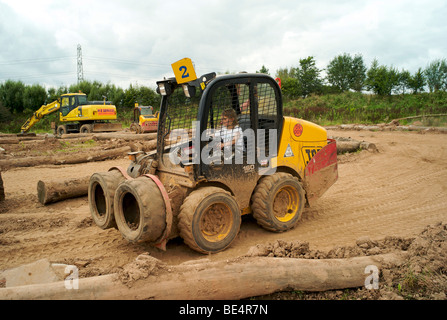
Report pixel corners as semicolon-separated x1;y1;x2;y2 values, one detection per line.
158;83;167;96
182;84;196;98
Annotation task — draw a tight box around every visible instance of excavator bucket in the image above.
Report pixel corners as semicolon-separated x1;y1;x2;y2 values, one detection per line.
303;139;338;206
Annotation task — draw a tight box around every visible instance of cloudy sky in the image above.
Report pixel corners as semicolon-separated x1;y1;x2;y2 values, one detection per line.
0;0;446;89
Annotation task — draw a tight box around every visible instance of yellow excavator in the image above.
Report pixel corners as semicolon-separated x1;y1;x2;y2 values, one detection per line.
20;92;122;135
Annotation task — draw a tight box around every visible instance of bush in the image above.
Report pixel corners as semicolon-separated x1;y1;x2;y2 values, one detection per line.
283;91;447;125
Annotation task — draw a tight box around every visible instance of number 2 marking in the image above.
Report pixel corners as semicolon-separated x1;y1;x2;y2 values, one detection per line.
179;66;189;79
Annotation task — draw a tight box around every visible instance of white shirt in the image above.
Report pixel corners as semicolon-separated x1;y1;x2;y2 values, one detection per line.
218;125;244;153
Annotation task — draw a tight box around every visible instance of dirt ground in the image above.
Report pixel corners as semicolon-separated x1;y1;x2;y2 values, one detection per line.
0;127;446;300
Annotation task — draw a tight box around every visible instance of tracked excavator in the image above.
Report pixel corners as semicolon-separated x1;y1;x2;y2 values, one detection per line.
88;58;338;254
20;93;122;134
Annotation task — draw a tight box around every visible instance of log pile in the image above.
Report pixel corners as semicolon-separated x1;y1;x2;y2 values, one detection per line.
0;132;158;171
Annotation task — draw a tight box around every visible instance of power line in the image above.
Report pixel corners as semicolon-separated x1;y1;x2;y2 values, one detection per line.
0;56;75;65
0;72;76;81
83;56;227;72
83;56;169;68
84;71;159;81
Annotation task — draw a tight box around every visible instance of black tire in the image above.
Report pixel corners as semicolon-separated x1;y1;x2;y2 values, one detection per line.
178;187;241;254
113;177;166;243
57;125;67;136
88;170;125;229
80;124;93;133
251;172;305;232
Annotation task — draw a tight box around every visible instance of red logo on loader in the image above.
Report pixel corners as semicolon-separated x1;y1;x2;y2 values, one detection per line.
293;123;303;137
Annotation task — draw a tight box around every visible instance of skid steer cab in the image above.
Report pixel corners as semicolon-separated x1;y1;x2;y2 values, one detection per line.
88;63;338;254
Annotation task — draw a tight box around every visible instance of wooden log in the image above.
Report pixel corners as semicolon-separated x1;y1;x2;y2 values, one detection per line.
17;136;46;141
53;146;131;165
60;132;157;141
0;146;131;171
0;252;406;300
0;139;19;144
92;133;158;141
335;138;377;154
37;176;90;205
336;140;361;154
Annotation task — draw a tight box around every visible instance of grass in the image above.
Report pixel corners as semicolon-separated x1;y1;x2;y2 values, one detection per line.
55;139;97;153
283;91;447;126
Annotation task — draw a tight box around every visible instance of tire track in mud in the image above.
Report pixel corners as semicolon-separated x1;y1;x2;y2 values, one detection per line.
221;131;447;257
280;130;447;250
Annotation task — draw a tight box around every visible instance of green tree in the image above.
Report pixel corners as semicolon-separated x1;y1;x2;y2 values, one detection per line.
395;69;411;94
47;85;68;102
110;86;125;107
256;65;270;75
424;59;447;92
350;54;367;92
122;84;138;109
23;84;47;111
275;67;293;81
137;86;160;109
408;68;426;94
86;81;106;101
281;77;302;99
326;53;354;92
294;56;323;97
366;59;399;95
0;80;26;113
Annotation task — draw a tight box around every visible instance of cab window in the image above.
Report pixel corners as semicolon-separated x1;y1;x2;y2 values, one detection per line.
61;97;70;116
78;95;88;105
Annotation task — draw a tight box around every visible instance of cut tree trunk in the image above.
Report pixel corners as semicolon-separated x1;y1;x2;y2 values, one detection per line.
60;132;157;141
336;140;361;154
0;139;20;144
0;146;131;171
37;176;90;205
335;138;377;154
0;252;406;300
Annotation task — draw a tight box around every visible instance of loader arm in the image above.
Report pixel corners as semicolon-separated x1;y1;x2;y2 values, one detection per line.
20;99;61;133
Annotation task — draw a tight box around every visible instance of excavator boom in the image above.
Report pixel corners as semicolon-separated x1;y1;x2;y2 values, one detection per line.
20;99;60;133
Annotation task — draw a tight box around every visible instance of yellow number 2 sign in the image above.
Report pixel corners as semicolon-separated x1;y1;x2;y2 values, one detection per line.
171;58;197;84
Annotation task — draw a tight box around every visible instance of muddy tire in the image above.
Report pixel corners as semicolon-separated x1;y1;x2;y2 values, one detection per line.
80;124;93;133
57;125;67;136
178;187;241;254
251;172;305;232
88;170;125;229
113;177;166;243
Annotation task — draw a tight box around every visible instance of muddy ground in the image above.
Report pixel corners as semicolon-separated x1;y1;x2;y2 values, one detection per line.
0;127;446;300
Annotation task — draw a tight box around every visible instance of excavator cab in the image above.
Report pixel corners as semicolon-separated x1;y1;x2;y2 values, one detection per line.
60;93;87;116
